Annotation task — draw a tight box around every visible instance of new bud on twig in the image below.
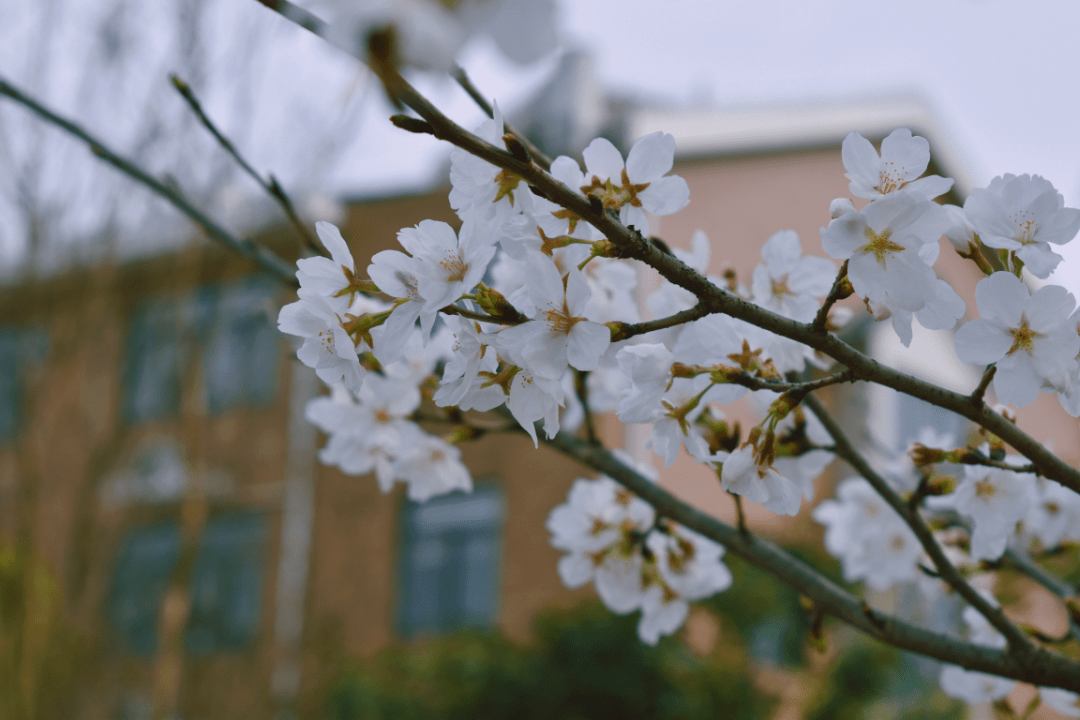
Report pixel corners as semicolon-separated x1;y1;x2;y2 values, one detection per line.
475;284;509;318
502;133;530;163
909;443;945;467
390;114;435;135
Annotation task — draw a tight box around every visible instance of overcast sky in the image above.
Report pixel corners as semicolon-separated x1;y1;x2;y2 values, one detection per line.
3;0;1080;287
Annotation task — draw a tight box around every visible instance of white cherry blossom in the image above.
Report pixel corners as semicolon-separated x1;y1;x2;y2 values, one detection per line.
964;173;1080;278
1040;688;1080;719
615;343;675;423
820;191;950;314
841;128;954;201
954;272;1080;407
812;477;922;590
494;254;610;380
720;445;803;517
579;133;690;237
938;666;1014;706
367;248;438;364
750;230;837;322
397;215;497;312
928;464;1035;561
296;221;360;311
1024;478;1080;550
277;290;367;393
392;435;472;502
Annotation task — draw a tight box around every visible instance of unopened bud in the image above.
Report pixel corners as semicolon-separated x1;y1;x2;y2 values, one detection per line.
502;133;530;163
928;474;957;496
445;425;483;444
770;393;801;420
829;198;856;219
909;443;945;466
836;276;854;300
475;284;508;318
709;365;736;384
671;362;700;379
723;268;739;292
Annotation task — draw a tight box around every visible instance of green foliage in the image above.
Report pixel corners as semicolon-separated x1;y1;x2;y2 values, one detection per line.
326;601;775;720
0;545;85;720
805;640;965;720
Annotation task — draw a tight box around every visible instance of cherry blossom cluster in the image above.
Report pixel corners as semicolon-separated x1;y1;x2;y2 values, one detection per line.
546;453;732;644
273;107;1080;704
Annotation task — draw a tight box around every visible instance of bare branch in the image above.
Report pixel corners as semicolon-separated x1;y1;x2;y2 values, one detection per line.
170;74;324;257
971;364;997;406
0;75;299;287
453;65;553;171
802;394;1065;671
608;305;711;342
811;259;849;334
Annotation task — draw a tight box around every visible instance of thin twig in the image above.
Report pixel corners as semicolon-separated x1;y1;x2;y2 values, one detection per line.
1003;547;1080;645
170;75;324;257
0;75;298;286
608;305;711;342
453;66;553;170
971;365;997;406
574;369;599;445
803;394;1048;662
811;259;849;333
725;368;858;395
349;60;1080;493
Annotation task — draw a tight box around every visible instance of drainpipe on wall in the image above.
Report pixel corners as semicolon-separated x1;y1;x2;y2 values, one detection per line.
270;360;319;717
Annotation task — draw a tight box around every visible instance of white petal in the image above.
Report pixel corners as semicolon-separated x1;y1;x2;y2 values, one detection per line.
582;137;625;181
625;132;675;182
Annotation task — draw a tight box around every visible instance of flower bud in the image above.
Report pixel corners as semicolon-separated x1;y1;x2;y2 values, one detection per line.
829;197;856;219
928;474;957;496
475;284;508;318
909;443;945;466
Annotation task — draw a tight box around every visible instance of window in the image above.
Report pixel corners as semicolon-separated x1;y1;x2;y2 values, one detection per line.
122;277;279;422
203;278;279;413
397;486;504;636
107;513;268;655
0;326;49;442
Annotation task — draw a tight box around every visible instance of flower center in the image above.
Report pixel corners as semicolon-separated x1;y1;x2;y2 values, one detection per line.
580;169;650;211
1008;318;1038;355
877;161;911;195
770;274;791;298
493;168;521;205
975;480;996;498
861;227;904;263
543;300;582;335
441;251;468;283
1008;209;1039;244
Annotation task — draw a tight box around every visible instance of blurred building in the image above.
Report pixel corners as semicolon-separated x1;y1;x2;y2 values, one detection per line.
1;64;1076;720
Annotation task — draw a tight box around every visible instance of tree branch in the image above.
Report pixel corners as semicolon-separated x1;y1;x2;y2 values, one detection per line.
170;75;325;257
811;259;848;334
608;305;711;342
344;61;1080;494
541;429;1080;691
453;66;553;171
1002;547;1080;645
802;394;1069;675
0;75;299;287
